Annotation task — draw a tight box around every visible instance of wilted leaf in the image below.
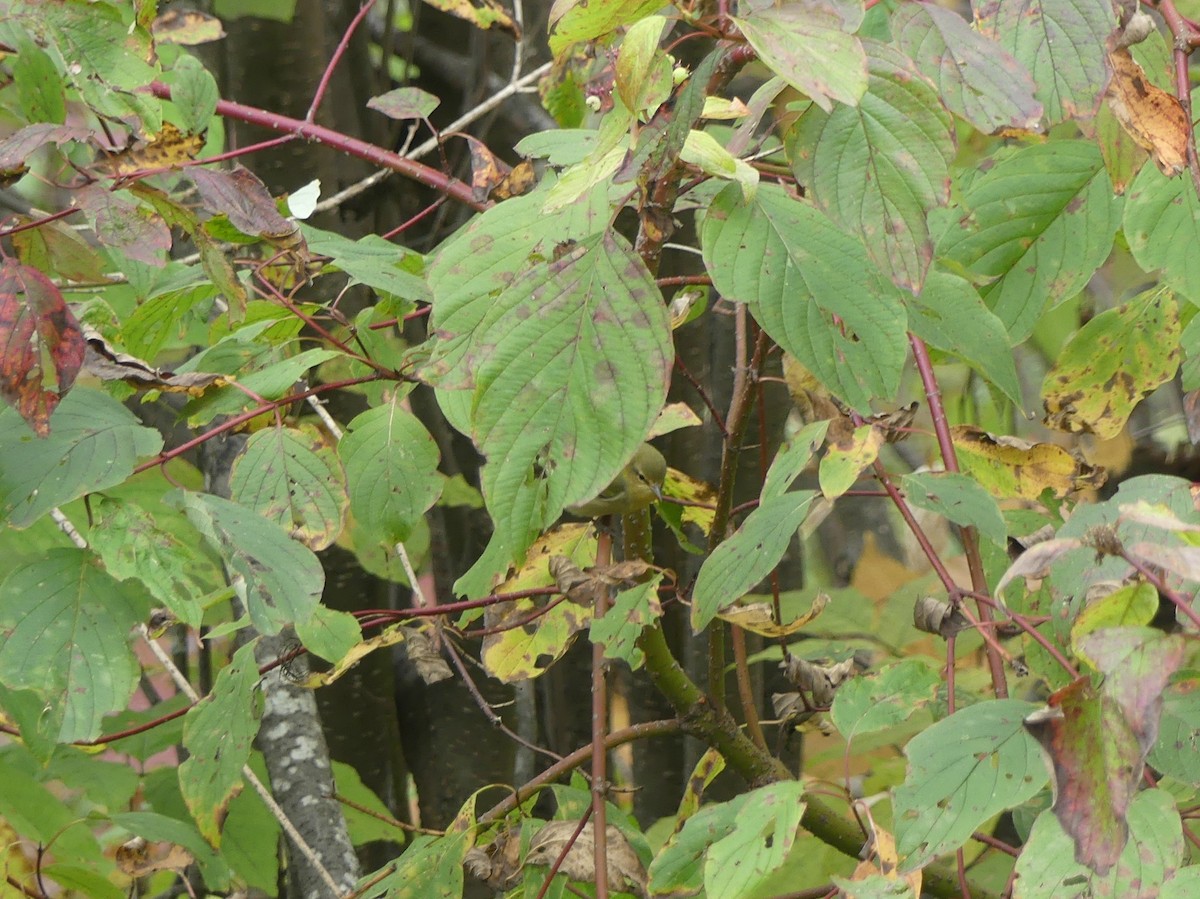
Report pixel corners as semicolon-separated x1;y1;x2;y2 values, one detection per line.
717;593;828;638
152;9;225;44
819;424;883;498
115;837;194;877
191;165;299;243
422;0;520;39
1105;47;1187;177
781;652;860;707
81;327;226;395
951;425;1105;501
0;259;85;436
994;537;1085;600
75;184;171;267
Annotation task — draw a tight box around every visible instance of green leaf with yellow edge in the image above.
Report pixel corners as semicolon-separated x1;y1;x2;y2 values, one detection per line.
716;592;828;638
590;574;663;669
615;15;672;120
480;523;598;682
692;491;817;632
894;699;1046;872
950;425;1105;501
681;130;759;201
303;621;421;687
549;0;663;57
1070;583;1159;667
701;183;907;410
973;0;1115;126
179;643;261;846
901;471;1007;546
732;0;867;112
1042;287;1180;440
789;40;954;292
0;548;149;743
937;141;1121;341
819;425;883;499
230;425;348;551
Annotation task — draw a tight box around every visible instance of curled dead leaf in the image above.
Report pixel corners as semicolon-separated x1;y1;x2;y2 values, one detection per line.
525;820;648;898
464;826;525;890
1105;47;1188;177
781;652;861;706
116;836;194;878
717;592;829;637
912;596;970;639
82;327;226;396
97;122;206;177
549;556;660;606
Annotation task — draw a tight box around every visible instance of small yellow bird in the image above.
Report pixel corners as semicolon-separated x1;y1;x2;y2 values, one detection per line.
567;444;667;518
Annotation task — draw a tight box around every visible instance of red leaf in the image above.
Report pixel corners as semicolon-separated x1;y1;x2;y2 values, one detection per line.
1024;677;1142;875
0;259;85;436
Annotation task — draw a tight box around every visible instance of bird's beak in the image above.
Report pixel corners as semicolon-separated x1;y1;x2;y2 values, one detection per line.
651;484;664;502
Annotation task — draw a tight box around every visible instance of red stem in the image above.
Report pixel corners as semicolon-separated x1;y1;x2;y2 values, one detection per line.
307;0;376;123
147;82;486;211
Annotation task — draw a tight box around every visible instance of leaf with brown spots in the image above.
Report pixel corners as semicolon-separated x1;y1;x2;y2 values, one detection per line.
151;9;226;45
0;259;85;436
1105;47;1188;177
422;0;520;40
190;165;299;242
951;425;1105;500
1043;285;1180;439
95;122;205;177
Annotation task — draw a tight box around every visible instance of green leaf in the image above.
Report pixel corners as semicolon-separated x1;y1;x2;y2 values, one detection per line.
973;0;1115;126
331;760;406;847
1151;672;1200;782
548;0;663;57
692;491;816;631
0;386;163;527
0;753;109;871
294;604;362;664
467;231;673;567
1043;286;1181;439
891;2;1042;133
1125;161;1200;302
302;226;430;303
648;782;806;899
171;53;218;134
615;16;672;119
181;347;341;425
732;1;867;111
680;130;759;200
701;183;907;409
831;659;940;741
13;33;66;125
901;471;1007;546
789;40;954;292
894;699;1046;870
90;497;213;628
1014;789;1182;897
173;491;324;634
180;642;261;846
367;87;440;120
0;548;148;742
905;268;1021;403
230;425;348;551
762;420;830;501
340;396;442;543
819;425;882;499
111;810;231;888
937;141;1120;341
590;574;663;669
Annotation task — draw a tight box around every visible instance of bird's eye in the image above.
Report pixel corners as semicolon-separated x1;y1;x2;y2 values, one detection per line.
636;472;648;484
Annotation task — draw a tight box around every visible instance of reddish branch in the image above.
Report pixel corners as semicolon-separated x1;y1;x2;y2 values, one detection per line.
147;82;486;211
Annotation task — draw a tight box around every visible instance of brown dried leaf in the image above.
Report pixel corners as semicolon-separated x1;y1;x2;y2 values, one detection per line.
781;652;859;706
850;801;923;894
115;836;194;877
717;593;829;637
465;825;525;889
465;136;510;203
549;556;659;606
82;327;226;395
191;165;299;243
994;537;1084;600
1106;47;1187;177
0;123;90;174
0;260;85;436
404;628;453;685
97;122;206;177
526;821;647;898
493;159;536;200
423;0;521;39
913;596;970;639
